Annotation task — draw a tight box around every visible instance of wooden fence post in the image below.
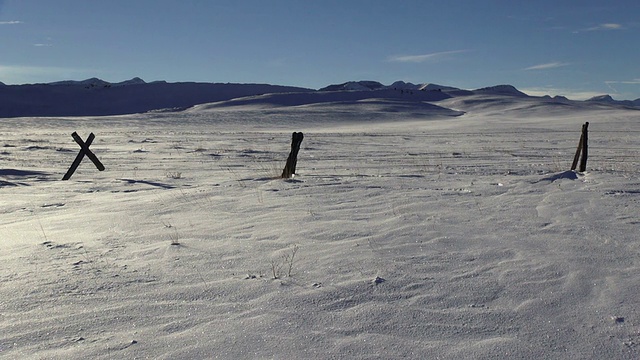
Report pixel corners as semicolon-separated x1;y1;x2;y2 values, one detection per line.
570;122;589;172
281;132;304;178
579;122;589;172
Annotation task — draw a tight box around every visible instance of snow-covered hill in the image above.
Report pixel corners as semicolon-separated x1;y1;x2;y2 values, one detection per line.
473;84;529;97
189;88;454;113
1;78;639;118
318;80;387;92
318;80;464;93
586;94;640;108
0;78;313;118
191;81;639;118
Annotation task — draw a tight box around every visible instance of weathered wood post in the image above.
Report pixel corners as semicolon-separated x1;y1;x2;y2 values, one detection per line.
571;122;589;172
570;135;583;171
281;132;304;178
62;132;105;180
579;122;589;172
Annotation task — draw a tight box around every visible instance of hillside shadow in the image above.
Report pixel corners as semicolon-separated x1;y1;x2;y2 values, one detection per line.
0;169;51;178
0;169;51;187
0;169;51;181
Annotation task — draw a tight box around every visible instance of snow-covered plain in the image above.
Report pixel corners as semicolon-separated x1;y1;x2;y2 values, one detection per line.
1;92;640;359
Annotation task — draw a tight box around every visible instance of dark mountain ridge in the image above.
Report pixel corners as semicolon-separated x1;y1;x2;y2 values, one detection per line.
0;78;312;117
1;77;638;118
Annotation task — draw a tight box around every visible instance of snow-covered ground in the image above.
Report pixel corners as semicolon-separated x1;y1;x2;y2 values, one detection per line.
1;94;639;359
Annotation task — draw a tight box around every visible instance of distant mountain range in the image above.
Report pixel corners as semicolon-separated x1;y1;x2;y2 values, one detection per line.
320;80;640;106
0;78;312;117
583;94;640;108
0;78;638;118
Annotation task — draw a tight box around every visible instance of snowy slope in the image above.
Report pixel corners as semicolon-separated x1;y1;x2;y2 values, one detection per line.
1;93;639;358
189;88;455;114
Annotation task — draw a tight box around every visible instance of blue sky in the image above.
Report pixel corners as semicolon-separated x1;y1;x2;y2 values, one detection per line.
1;0;639;100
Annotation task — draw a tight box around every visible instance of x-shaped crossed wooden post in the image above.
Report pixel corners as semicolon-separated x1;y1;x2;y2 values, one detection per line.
62;132;105;180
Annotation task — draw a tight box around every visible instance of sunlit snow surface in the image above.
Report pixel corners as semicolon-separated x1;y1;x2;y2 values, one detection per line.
1;97;639;359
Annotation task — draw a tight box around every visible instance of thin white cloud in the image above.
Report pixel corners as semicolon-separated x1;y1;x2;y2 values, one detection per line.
388;50;468;63
574;23;623;33
525;62;570;71
0;20;23;25
33;43;53;47
605;79;640;85
587;23;622;31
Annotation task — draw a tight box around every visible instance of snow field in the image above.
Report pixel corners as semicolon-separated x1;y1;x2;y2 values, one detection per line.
1;104;639;359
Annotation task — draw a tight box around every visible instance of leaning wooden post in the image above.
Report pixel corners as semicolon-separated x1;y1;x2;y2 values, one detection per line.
281;132;304;178
578;122;589;172
571;122;589;172
570;133;583;171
